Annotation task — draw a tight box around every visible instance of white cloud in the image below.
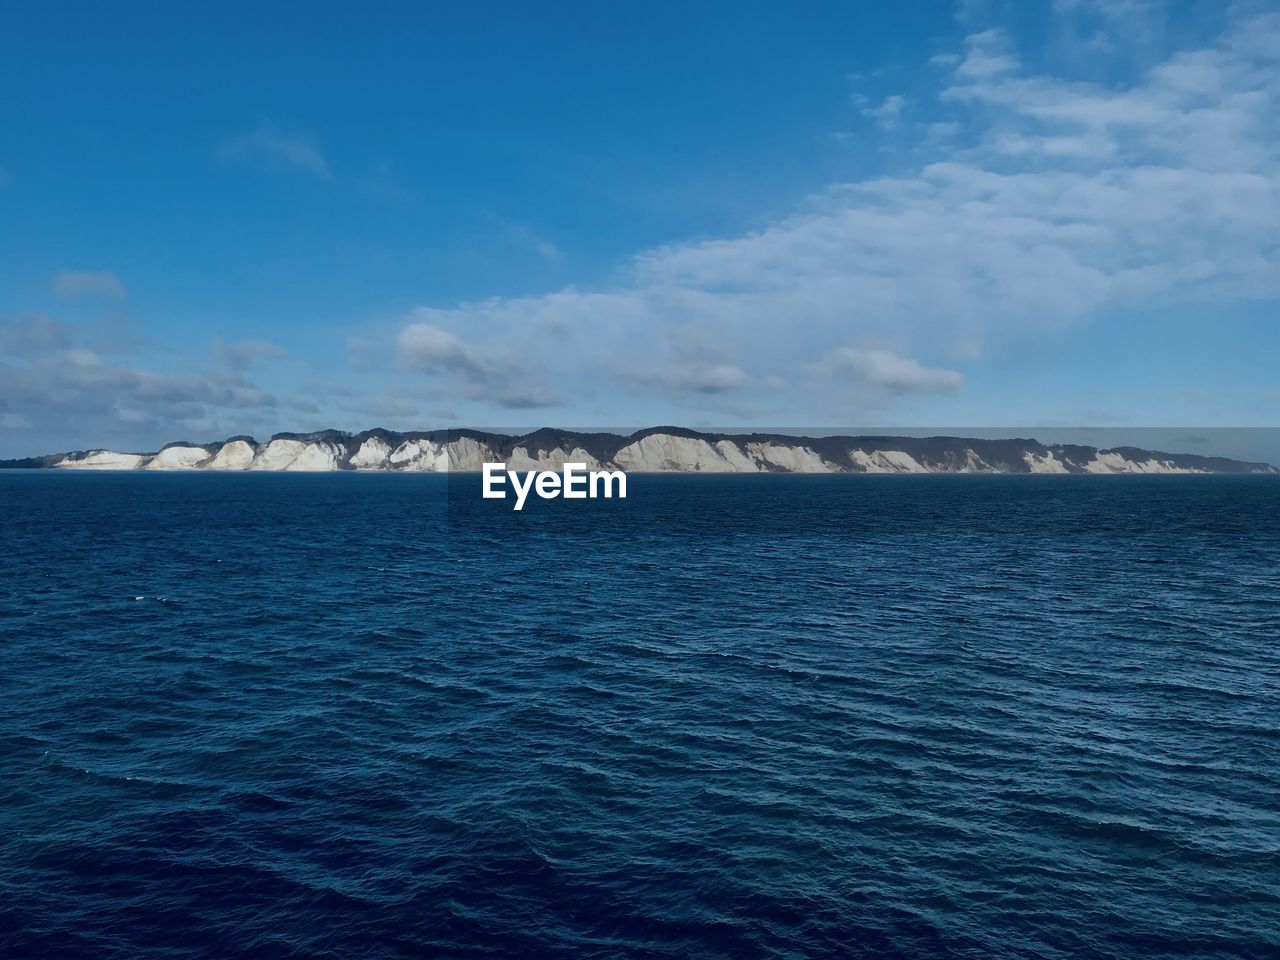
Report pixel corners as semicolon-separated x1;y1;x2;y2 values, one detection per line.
213;338;289;369
0;348;282;454
398;323;490;378
953;29;1019;79
221;122;332;180
503;221;563;261
55;270;126;300
0;317;295;455
388;8;1278;421
861;94;908;128
822;349;963;394
398;318;562;409
359;391;420;420
626;362;748;396
1;314;72;355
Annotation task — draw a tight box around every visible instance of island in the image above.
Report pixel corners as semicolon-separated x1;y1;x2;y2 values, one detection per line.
2;427;1274;474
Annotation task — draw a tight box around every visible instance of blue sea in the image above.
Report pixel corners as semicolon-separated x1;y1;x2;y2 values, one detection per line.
2;471;1278;959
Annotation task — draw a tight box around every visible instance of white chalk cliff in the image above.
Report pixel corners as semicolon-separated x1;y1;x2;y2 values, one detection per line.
15;428;1272;475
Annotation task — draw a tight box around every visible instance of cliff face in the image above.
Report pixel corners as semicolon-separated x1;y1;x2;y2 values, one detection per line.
10;428;1275;474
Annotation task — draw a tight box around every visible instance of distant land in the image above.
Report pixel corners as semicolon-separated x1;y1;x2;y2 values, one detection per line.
2;428;1275;474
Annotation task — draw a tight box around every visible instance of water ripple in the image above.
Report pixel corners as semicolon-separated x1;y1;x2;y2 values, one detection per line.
1;472;1278;959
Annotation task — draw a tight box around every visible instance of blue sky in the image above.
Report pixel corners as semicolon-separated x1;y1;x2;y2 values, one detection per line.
1;0;1277;457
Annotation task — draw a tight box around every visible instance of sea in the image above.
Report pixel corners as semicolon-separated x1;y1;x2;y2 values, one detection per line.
1;471;1277;959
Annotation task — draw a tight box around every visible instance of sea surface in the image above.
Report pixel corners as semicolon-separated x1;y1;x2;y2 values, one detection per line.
1;471;1278;959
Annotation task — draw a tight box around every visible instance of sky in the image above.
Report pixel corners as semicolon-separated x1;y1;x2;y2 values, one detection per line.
1;0;1278;458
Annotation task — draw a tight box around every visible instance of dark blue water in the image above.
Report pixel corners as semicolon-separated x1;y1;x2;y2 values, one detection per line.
2;472;1278;959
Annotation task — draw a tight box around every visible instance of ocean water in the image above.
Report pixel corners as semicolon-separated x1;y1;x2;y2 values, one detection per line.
1;471;1278;960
